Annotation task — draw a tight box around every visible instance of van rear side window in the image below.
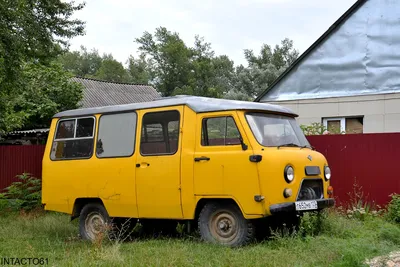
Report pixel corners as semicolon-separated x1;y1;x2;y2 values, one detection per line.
140;110;180;155
50;117;95;160
96;112;137;158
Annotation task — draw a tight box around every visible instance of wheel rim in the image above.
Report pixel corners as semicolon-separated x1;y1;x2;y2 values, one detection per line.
209;211;238;243
85;211;106;240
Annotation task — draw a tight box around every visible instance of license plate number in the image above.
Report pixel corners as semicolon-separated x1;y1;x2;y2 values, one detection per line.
295;200;318;211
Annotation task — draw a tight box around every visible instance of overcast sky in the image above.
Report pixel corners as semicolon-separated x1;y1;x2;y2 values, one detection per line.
69;0;357;67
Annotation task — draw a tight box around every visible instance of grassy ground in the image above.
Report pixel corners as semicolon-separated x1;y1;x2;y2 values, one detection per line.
0;210;399;267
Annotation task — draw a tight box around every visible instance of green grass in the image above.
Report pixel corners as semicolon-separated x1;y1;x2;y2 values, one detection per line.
0;210;399;267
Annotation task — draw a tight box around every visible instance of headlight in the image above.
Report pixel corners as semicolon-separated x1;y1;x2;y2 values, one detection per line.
324;166;331;180
284;165;294;183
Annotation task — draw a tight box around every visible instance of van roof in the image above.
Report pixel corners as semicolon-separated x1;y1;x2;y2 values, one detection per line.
53;95;298;118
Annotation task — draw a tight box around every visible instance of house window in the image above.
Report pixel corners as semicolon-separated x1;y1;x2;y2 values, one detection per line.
201;116;241;146
96;112;137;158
322;117;363;134
140;110;180;155
51;117;95;160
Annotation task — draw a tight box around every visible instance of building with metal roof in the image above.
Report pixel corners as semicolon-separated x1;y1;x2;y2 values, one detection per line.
255;0;400;134
72;77;160;108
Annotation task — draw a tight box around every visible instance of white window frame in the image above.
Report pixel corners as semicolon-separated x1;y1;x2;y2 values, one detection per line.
54;116;96;141
51;116;96;160
322;117;346;133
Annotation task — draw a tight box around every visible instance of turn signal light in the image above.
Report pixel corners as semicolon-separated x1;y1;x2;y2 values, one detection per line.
327;186;334;197
283;188;292;198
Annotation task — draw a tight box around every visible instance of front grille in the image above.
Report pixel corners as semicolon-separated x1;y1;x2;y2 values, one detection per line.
296;179;324;201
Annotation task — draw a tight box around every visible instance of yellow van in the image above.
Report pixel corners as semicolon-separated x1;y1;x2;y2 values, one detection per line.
42;96;334;247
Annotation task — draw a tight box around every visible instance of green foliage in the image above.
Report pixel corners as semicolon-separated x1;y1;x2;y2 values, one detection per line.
127;55;151;84
342;178;384;221
0;173;42;211
379;225;400;245
135;27;192;96
57;46;103;78
0;0;85;135
298;211;327;237
95;54;130;83
300;122;345;135
134;27;297;99
232;38;299;99
16;61;84;129
0;211;400;266
300;123;328;135
58;47;143;84
386;194;400;224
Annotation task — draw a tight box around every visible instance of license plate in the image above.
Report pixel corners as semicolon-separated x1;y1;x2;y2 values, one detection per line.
295;200;318;211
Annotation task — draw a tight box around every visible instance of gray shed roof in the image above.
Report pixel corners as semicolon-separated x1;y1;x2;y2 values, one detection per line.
54;95;297;118
73;77;160;108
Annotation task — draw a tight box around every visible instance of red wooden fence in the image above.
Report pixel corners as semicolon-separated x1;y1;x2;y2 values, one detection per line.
1;133;399;206
0;145;45;190
307;133;400;206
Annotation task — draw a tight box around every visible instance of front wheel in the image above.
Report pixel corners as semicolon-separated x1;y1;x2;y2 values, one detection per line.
198;202;254;247
79;203;112;241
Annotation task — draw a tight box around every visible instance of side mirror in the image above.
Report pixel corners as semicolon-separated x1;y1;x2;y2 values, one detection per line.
239;137;248;151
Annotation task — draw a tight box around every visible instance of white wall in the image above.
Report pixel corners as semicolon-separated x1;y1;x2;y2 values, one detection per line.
263;92;400;133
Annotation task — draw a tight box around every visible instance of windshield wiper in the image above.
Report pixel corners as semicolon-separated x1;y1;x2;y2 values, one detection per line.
277;143;301;149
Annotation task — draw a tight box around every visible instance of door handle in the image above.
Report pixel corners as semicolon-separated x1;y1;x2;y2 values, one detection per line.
136;163;150;168
194;156;210;162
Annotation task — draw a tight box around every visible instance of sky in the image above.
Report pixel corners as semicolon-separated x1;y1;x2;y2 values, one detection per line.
69;0;357;67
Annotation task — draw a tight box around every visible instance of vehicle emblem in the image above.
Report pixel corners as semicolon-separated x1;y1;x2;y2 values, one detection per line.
307;155;312;161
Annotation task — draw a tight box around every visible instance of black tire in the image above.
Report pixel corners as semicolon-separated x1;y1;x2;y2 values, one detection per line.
198;202;254;247
79;203;112;241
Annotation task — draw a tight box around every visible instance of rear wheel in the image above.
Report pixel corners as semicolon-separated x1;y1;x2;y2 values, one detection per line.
198;202;254;247
79;203;112;241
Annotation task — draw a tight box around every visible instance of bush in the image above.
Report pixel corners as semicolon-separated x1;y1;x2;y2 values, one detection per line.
0;172;42;211
298;211;327;237
300;122;344;135
344;178;384;221
386;194;400;224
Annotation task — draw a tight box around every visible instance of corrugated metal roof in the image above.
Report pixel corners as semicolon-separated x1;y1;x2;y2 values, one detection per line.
255;0;367;102
54;95;298;118
73;77;161;108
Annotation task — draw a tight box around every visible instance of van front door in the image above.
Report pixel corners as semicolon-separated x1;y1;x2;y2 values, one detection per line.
193;112;263;216
135;107;183;219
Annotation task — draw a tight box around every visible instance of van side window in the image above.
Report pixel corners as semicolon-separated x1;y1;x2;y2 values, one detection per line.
96;112;137;158
140;110;180;155
51;117;95;160
202;116;241;146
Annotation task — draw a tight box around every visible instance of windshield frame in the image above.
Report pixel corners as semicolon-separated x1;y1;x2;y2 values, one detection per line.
244;112;311;148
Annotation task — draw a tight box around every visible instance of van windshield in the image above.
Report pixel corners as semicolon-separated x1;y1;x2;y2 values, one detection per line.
245;112;311;148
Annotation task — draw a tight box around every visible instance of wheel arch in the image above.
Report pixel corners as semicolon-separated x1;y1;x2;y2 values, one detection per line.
71;198;105;220
194;197;243;222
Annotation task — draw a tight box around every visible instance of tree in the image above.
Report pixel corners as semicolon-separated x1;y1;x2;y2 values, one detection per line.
127;55;151;84
15;62;83;130
135;27;193;96
0;0;85;135
135;28;236;98
95;54;130;83
232;38;299;99
57;46;102;78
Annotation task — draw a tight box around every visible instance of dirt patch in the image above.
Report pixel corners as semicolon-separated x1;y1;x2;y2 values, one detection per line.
366;251;400;267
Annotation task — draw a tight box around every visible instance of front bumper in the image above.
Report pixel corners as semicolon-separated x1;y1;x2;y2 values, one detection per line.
269;198;335;215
